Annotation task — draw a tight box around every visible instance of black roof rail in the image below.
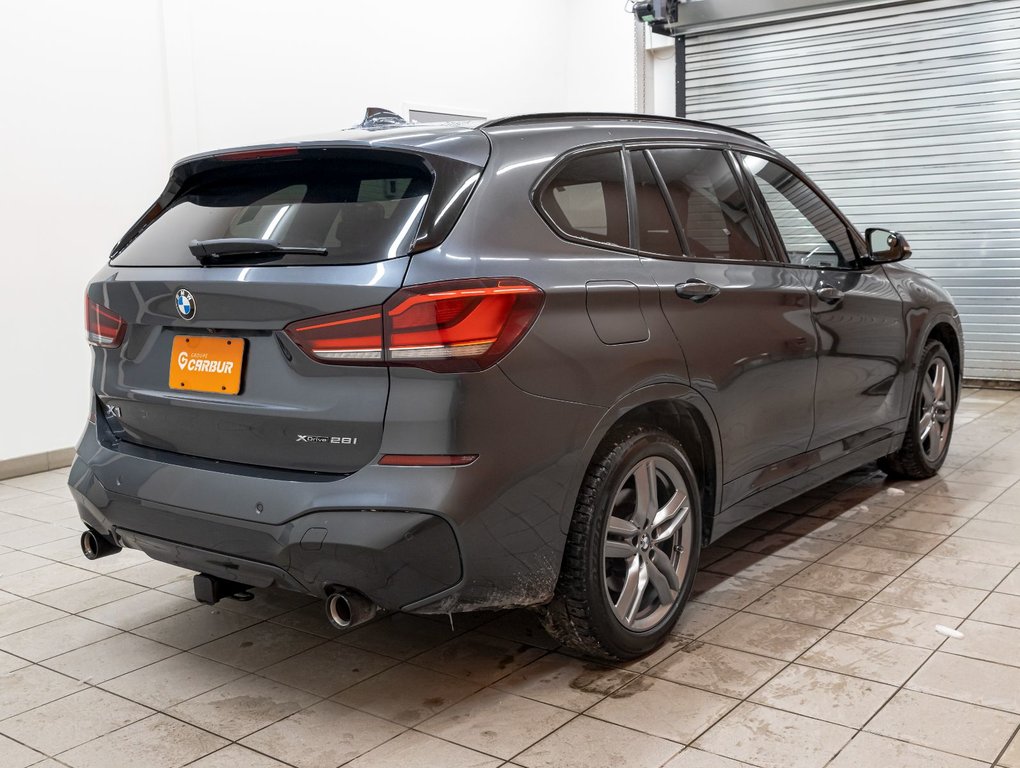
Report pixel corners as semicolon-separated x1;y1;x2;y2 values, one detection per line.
479;112;768;146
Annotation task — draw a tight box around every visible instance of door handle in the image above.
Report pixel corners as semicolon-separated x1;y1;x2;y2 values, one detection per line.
675;280;721;302
815;285;844;304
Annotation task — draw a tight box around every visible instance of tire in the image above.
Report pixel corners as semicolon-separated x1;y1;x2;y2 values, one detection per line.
543;426;701;660
879;340;956;480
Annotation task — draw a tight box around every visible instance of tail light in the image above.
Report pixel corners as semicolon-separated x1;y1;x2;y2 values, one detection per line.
285;278;543;372
85;296;125;348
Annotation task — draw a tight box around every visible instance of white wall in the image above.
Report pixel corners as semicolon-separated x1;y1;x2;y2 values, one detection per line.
0;0;651;462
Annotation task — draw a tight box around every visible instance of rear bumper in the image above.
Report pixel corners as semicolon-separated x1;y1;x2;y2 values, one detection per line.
70;455;462;610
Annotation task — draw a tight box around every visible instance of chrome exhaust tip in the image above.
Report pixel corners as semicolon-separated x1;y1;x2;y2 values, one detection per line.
325;590;377;630
80;529;121;560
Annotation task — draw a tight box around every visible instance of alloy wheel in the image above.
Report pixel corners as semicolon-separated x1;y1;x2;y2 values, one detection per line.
919;356;953;463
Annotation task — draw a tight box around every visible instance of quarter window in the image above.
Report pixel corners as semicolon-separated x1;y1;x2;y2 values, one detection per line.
540;151;630;249
649;147;766;262
741;155;856;268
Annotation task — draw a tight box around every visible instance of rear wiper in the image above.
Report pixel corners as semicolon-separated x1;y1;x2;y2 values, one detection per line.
188;238;328;261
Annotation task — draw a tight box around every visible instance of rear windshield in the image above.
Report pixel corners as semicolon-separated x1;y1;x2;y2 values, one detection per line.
113;157;433;266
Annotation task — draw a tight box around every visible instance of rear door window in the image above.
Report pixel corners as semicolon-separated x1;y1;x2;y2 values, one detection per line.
649;147;766;262
539;150;630;249
113;157;433;267
629;150;684;258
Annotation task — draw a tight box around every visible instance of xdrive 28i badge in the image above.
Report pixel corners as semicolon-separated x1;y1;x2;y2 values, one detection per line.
175;289;196;320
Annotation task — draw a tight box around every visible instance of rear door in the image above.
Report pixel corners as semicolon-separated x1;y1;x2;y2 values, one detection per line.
630;145;818;490
737;153;908;449
89;145;484;474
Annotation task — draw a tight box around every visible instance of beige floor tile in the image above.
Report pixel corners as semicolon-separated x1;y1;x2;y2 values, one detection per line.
904;554;1011;590
838;602;960;649
947;468;1020;488
650;641;785;698
258;639;397;697
57;713;227;768
704;552;809;584
33;573;145;612
133;605;259;650
821;543;921;575
826;732;987;768
110;560;194;588
671;602;735;641
517;715;680;768
0;664;84;719
742;533;841;561
748;664;895;727
998;568;1020;595
191;621;325;672
25;535;88;562
239;700;404;768
0;733;45;768
999;484;1020;507
693;701;854;768
903;495;989;518
185;745;292;768
957;518;1020;547
0;599;67;637
336;612;460;658
0;687;151;753
80;590;195;630
872;576;988;618
779;516;870;542
0;649;29;674
807;500;897;525
411;632;546;686
588;676;736;743
798;630;930;685
879;508;969;535
337;661;483;723
701;612;827;661
662;748;754;767
944;619;1020;668
1002;733;1020;768
167;673;319;740
418;688;574;760
491;653;634;712
210;587;315;621
612;634;689;674
930;536;1020;567
347;730;501;768
977;501;1020;524
745;586;863;628
927;479;1006;502
850;527;945;555
0;561;95;598
3;523;77;550
909;651;1020;713
477;609;559;651
43;631;178;683
101;652;246;709
970;592;1020;628
0;615;119;662
866;689;1018;762
781;563;894;600
691;573;774;610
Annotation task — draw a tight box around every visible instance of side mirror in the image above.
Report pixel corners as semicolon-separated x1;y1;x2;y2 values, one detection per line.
865;228;912;263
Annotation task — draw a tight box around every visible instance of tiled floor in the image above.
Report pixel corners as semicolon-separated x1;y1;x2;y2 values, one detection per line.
2;387;1020;767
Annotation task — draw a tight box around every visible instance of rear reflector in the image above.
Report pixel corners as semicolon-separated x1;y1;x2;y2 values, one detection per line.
85;296;125;348
379;454;478;466
284;278;543;372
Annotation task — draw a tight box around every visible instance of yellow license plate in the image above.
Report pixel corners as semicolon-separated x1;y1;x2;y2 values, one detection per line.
169;336;246;394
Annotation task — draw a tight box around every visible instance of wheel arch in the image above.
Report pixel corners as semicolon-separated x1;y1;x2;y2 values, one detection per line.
564;383;722;545
926;319;963;399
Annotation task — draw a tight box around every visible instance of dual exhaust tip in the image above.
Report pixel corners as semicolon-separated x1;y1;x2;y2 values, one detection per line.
80;529;121;560
325;589;377;630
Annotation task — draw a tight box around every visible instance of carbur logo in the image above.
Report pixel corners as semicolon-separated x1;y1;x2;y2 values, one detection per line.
177;351;235;374
175;289;196;320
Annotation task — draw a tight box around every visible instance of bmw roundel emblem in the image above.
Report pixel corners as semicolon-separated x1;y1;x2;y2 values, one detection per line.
175;289;196;320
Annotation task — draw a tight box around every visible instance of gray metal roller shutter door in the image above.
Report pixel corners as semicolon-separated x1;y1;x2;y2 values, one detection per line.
684;0;1020;381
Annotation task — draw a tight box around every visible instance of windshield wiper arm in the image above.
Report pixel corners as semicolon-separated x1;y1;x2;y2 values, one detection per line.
189;238;328;260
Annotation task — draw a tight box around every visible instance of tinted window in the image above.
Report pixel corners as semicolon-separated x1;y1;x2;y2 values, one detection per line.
541;151;630;248
114;157;432;266
649;148;765;262
741;155;856;268
629;151;684;257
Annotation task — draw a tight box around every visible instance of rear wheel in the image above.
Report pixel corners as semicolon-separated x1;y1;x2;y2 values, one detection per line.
543;427;701;660
879;340;955;479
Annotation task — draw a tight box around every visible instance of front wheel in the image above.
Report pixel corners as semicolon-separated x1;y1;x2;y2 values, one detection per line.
879;340;955;479
543;427;701;660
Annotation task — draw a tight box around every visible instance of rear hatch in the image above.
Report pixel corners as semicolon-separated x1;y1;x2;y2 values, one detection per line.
87;136;488;474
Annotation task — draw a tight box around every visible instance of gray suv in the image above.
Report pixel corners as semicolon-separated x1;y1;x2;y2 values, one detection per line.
72;112;962;659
